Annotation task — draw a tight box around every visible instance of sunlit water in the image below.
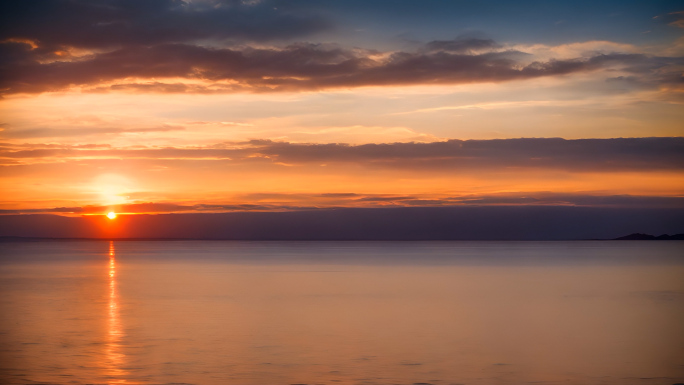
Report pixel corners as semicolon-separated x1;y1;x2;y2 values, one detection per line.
0;241;683;385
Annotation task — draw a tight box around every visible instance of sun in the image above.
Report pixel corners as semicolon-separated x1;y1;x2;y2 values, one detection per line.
107;212;117;220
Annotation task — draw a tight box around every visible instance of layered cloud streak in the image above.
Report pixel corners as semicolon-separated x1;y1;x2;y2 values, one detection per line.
2;137;683;171
2;39;681;94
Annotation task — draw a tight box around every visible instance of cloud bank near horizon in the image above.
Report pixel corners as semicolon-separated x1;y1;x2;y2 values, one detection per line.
3;137;682;212
2;192;684;216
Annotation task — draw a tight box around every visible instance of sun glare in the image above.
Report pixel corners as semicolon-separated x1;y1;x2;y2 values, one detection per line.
93;174;134;206
107;212;117;220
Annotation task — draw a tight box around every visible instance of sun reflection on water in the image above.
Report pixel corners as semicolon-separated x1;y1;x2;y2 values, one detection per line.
105;241;128;383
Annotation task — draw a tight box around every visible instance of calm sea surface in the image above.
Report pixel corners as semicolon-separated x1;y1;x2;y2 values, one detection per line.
0;241;683;385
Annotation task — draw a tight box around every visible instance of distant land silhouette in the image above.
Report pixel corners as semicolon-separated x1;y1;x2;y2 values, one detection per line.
1;206;683;241
614;233;684;240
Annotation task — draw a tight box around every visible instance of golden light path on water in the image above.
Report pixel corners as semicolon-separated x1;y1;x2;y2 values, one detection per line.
106;241;127;383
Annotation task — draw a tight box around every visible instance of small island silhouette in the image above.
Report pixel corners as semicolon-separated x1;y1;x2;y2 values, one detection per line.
615;233;684;240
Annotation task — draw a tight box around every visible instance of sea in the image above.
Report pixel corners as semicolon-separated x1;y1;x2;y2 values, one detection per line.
0;240;683;385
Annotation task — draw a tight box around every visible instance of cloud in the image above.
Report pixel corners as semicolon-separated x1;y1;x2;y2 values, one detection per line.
289;125;443;144
3;193;684;216
1;124;185;139
155;192;684;210
1;38;676;95
514;41;642;61
452;193;684;208
0;201;309;215
1;1;682;95
423;37;501;53
654;11;684;29
251;137;684;171
1;137;683;172
347;192;684;209
0;0;330;49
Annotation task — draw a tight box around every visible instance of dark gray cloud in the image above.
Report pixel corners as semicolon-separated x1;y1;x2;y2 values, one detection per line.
1;38;674;94
1;1;682;95
2;137;683;172
1;0;680;95
253;137;684;171
0;0;329;49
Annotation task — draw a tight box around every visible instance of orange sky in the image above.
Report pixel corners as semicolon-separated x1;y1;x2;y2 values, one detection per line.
1;1;683;215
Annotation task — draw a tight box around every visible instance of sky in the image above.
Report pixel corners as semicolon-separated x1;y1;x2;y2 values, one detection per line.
0;0;683;235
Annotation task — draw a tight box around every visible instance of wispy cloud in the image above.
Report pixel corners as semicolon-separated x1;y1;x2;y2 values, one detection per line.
654;11;684;29
2;124;185;139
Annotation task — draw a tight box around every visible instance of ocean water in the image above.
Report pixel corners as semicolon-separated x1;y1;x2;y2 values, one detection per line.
0;240;683;385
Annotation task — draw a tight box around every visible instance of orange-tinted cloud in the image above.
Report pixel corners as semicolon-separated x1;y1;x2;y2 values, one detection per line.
2;138;683;172
3;193;684;215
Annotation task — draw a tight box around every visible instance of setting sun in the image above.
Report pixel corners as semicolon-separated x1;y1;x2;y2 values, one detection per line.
107;212;117;220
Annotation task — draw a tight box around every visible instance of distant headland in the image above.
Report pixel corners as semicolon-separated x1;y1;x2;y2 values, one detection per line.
615;233;684;240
